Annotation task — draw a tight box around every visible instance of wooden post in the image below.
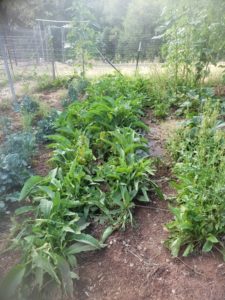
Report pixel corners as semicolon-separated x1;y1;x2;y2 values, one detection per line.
0;36;17;103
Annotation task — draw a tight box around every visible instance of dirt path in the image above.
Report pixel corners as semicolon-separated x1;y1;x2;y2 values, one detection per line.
75;114;225;300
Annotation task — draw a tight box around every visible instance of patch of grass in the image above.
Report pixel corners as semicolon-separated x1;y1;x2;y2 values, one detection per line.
19;95;50;130
0;78;8;88
34;74;69;92
0;98;11;112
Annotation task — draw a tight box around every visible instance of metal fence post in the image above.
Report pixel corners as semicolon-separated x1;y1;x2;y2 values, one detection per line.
38;20;45;60
135;41;142;74
49;27;56;80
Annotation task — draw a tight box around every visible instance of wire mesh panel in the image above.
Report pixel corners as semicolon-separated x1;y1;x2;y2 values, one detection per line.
0;22;163;100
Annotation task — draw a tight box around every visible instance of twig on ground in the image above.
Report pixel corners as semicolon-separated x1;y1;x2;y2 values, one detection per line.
174;257;205;277
126;248;158;267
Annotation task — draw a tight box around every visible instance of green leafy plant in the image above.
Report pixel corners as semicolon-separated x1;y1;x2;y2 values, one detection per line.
1;173;105;299
4;75;161;298
36;110;60;142
166;101;225;257
0;132;36;212
20;95;40;114
62;76;90;108
20;95;41;129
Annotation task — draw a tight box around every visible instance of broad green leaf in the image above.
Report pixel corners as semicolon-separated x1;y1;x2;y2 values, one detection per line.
39;186;55;199
207;235;219;243
150;181;164;200
0;264;26;297
19;176;44;201
139;188;150;202
67;255;77;268
66;243;99;255
15;206;35;215
72;234;104;249
62;226;75;234
39;199;53;217
183;243;194;257
202;240;213;253
101;226;114;243
32;253;60;284
56;255;73;297
170;237;182;257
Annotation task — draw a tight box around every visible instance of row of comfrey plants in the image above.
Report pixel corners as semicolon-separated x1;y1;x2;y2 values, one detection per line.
1;75;162;299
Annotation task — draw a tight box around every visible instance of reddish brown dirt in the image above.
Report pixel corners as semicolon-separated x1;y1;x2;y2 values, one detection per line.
35;89;67;111
75;201;225;300
32;145;52;176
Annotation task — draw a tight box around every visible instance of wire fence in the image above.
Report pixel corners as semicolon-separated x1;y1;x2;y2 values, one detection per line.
0;21;162;101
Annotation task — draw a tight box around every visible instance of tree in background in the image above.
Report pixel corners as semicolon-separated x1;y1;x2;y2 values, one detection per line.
67;0;99;76
160;0;225;87
118;0;162;61
0;0;74;28
92;0;132;61
0;0;164;62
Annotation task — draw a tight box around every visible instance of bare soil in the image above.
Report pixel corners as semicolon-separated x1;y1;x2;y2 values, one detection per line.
34;88;67;111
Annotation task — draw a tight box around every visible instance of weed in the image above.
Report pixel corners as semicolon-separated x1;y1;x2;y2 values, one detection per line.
19;95;49;129
0;98;11;112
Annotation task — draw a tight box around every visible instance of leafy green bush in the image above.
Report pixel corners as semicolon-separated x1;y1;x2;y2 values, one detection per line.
68;76;89;100
36;109;60;142
19;95;42;129
20;95;40;114
166;101;225;257
0;132;36;212
62;76;90;108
